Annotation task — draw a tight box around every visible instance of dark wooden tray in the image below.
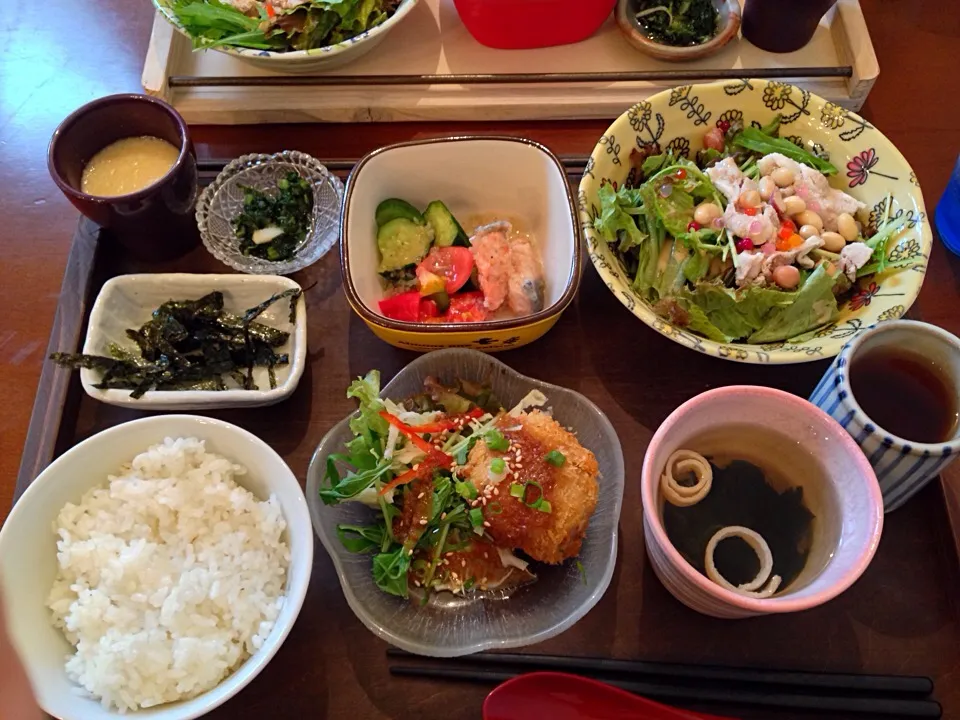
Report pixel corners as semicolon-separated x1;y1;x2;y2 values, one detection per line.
15;158;960;720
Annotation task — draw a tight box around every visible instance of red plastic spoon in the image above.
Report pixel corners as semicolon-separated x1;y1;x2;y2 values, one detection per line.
483;672;737;720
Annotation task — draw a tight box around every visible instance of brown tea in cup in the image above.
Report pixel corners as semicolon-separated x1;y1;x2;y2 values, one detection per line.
850;347;959;444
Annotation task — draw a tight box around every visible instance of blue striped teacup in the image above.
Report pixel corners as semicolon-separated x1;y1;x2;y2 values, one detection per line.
810;320;960;512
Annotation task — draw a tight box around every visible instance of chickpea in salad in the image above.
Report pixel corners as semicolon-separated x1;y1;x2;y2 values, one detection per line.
593;115;909;344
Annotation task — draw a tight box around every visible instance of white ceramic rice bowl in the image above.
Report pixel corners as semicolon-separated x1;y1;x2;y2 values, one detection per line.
0;415;313;720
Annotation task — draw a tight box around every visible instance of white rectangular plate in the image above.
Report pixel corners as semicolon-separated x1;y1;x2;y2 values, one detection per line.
79;273;307;409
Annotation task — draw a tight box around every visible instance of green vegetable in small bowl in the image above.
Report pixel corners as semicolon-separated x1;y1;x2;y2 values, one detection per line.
615;0;741;62
234;172;313;262
635;0;719;46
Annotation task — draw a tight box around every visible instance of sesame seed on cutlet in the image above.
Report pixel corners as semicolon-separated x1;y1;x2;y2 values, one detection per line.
419;518;428;525
483;521;491;527
417;492;425;499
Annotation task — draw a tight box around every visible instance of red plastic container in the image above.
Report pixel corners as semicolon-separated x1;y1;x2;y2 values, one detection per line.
453;0;617;50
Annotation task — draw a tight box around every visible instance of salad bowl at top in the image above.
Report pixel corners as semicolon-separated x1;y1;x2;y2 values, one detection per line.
153;0;419;73
578;79;932;364
305;349;625;656
341;137;581;352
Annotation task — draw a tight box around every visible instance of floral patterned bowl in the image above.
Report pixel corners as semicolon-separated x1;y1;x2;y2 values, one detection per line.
578;79;932;364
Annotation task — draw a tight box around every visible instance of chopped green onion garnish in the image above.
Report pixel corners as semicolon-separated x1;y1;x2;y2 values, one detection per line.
455;446;469;465
536;500;552;513
484;429;509;451
463;578;475;591
456;481;478;500
545;450;566;467
509;483;524;498
487;501;503;516
575;560;587;585
521;481;544;508
469;507;484;527
490;458;506;474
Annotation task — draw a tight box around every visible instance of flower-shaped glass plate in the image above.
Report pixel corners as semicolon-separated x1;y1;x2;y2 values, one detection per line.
306;349;625;657
578;80;932;364
197;151;344;275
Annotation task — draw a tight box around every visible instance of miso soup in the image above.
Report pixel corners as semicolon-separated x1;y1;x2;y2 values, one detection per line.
80;136;179;197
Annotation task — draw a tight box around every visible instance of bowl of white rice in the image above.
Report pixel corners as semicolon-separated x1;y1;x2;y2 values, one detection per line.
0;415;313;720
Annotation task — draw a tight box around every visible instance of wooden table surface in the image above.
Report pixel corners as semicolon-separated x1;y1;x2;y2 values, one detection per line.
4;1;960;718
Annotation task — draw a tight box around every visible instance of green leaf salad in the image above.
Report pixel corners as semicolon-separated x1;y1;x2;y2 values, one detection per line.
320;372;542;600
592;115;910;344
163;0;403;52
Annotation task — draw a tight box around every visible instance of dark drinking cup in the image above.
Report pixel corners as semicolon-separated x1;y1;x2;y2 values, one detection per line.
48;94;199;261
742;0;838;53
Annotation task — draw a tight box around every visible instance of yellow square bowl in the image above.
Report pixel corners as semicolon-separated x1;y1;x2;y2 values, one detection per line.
341;137;581;352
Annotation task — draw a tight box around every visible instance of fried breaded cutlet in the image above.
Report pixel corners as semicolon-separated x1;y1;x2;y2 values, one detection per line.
462;410;599;564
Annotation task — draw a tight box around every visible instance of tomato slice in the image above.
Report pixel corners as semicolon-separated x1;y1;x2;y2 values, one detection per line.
378;291;421;322
445;291;488;323
418;298;439;321
418;247;473;294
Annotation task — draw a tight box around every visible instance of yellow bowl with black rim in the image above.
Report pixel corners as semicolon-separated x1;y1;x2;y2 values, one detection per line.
341;137;581;352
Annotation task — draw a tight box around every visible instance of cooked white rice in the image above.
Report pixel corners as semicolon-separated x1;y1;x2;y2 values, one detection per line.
47;437;289;712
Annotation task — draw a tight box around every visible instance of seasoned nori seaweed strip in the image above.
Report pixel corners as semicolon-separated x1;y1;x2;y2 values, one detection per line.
49;289;299;398
288;289;302;324
242;288;300;325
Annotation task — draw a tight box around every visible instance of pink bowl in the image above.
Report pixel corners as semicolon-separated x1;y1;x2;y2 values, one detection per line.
641;386;883;619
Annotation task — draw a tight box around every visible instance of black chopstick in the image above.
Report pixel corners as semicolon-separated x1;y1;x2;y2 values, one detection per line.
389;665;942;718
386;648;933;696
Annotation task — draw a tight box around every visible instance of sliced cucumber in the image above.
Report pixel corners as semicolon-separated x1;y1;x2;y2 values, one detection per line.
424;200;469;247
377;218;433;273
376;198;424;228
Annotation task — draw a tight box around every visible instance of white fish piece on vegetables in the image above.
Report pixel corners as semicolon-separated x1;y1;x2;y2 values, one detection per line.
839;241;875;281
705;157;747;203
756;153;865;233
723;202;780;246
735;251;765;286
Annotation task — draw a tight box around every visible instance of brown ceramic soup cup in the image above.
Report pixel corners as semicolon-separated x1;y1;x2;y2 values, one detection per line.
48;94;199;261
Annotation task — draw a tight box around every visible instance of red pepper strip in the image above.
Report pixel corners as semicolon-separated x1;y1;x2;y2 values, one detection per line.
379;411;442;454
379;451;452;495
408;407;485;434
265;2;276;16
380;408;483;441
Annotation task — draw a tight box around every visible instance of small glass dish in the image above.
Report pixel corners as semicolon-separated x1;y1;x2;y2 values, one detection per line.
196;150;344;275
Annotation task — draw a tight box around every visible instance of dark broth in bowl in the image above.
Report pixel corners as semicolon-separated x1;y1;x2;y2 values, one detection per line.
850;347;958;444
660;425;831;595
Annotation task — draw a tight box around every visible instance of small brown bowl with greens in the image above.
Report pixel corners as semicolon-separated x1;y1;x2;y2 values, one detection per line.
197;150;344;275
615;0;741;61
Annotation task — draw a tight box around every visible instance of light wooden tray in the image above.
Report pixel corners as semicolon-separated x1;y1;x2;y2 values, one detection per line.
142;0;878;124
